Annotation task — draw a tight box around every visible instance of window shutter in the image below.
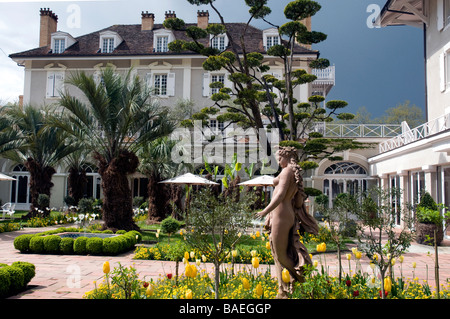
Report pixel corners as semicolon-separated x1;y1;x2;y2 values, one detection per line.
145;73;153;88
202;73;211;97
46;73;55;98
54;72;64;97
440;52;446;92
167;72;175;96
438;0;445;31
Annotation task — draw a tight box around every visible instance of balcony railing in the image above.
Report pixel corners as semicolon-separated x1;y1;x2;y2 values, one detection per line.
313;122;402;138
312;66;335;85
379;113;450;153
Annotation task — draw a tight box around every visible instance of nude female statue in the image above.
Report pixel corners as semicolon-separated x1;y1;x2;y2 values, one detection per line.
256;146;319;298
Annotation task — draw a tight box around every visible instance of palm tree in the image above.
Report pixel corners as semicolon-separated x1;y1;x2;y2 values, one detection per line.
64;148;91;205
0;106;22;155
137;137;191;221
53;67;176;230
3;105;76;215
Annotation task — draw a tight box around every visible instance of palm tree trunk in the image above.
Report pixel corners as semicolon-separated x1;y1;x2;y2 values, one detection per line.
24;158;55;216
94;150;140;231
67;166;88;204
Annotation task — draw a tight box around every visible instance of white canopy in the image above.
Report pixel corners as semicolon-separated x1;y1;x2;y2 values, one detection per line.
159;173;219;186
238;175;274;187
0;173;16;181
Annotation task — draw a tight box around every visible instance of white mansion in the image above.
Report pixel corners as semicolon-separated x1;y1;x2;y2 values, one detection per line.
2;7;405;221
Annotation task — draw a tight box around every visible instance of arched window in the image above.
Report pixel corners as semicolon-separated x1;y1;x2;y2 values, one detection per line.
324;162;367;175
10;164;31;209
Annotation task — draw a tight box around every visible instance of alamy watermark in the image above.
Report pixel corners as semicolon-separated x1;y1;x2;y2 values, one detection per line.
367;4;381;29
169;120;280;172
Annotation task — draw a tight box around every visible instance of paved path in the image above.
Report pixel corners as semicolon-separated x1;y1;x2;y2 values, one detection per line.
1;225;449;299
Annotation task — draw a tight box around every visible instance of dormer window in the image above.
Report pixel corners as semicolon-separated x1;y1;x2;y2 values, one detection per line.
99;30;123;54
210;34;227;51
50;31;76;54
156;35;169;52
153;29;174;53
263;28;281;51
102;37;115;53
54;38;65;53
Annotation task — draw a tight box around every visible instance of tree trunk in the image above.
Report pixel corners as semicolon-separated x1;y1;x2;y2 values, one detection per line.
67;166;88;204
94;150;140;231
24;158;55;216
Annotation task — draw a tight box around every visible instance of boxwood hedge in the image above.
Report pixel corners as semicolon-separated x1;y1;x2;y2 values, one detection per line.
0;261;35;298
13;227;142;256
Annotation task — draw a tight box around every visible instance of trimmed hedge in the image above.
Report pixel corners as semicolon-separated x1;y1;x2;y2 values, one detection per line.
13;227;141;256
0;261;35;298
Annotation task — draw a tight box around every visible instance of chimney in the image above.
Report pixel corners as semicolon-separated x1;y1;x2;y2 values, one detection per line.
299;16;312;49
165;10;176;20
141;11;155;31
39;8;58;47
197;10;209;29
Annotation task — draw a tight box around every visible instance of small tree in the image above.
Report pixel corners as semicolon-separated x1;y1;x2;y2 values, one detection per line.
183;188;255;299
354;187;415;299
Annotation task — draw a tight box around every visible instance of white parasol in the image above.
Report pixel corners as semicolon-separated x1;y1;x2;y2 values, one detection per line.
238;175;274;205
0;173;16;181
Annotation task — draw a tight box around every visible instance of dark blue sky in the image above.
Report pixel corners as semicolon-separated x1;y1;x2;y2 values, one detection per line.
0;0;426;119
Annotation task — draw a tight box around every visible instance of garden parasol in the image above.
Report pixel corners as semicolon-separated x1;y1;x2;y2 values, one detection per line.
0;173;15;181
238;175;274;205
159;173;220;213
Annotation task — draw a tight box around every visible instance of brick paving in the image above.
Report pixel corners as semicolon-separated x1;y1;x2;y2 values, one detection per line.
1;225;449;299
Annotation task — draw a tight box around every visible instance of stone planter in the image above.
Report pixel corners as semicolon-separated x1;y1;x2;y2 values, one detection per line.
415;222;444;246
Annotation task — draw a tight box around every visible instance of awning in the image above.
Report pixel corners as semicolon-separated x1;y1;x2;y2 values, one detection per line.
377;0;428;28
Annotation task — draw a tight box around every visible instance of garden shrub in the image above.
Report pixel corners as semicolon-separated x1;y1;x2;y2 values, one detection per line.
86;237;103;255
0;267;11;297
13;229;142;256
60;237;75;254
29;236;44;253
116;230;126;235
78;198;94;214
5;266;24;293
161;216;183;235
74;236;88;254
11;261;35;285
43;235;61;254
102;237;121;255
14;234;34;253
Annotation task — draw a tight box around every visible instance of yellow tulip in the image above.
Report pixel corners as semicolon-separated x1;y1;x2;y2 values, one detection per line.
185;289;193;299
391;258;396;266
399;255;404;263
190;251;195;259
412;262;416;268
232;250;238;258
184;251;190;260
255;283;263;296
255;231;261;237
265;241;270;250
196;259;201;266
252;257;260;268
103;261;110;274
242;278;250;290
146;285;153;297
373;253;379;261
250;250;257;257
346;253;352;261
185;264;192;278
351;247;358;255
202;255;207;263
313;260;319;268
384;277;392;293
316;242;326;253
355;251;362;260
282;268;290;284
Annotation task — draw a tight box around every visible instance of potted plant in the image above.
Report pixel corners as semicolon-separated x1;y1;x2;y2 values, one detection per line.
415;192;450;246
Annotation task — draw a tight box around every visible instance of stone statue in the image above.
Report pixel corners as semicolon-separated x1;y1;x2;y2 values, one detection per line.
256;146;319;298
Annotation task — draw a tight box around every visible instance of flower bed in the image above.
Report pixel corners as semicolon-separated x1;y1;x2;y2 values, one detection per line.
83;258;450;299
0;261;36;298
13;227;142;256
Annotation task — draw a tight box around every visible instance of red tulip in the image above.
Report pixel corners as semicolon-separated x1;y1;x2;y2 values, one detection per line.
143;282;149;288
353;290;359;297
346;280;351;287
167;273;172;279
379;290;388;298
